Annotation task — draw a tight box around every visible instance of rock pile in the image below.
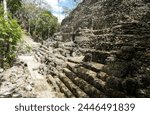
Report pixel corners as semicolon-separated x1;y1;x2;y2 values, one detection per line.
0;61;36;98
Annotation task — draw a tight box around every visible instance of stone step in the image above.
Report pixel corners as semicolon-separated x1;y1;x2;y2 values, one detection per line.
35;51;45;60
92;29;112;35
54;76;75;98
53;48;70;56
46;57;67;69
47;69;59;76
91;34;115;41
46;75;61;92
104;87;126;98
61;46;71;50
59;73;89;98
37;51;48;63
67;60;104;72
39;47;49;54
89;33;150;46
121;30;150;35
97;71;109;82
116;34;150;42
62;46;77;51
82;38;115;49
66;62;106;92
81;62;105;72
79;48;112;54
34;53;41;62
63;43;74;48
63;68;106;98
94;33;115;36
41;45;49;51
113;22;150;30
54;54;66;61
94;42;124;50
88;37;110;43
38;49;48;57
80;49;111;64
67;56;84;64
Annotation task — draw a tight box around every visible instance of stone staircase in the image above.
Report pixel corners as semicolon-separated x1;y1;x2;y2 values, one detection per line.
34;42;110;97
34;21;150;98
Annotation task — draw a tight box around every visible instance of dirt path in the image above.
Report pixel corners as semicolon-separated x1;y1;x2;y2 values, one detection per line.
18;55;43;79
18;34;63;98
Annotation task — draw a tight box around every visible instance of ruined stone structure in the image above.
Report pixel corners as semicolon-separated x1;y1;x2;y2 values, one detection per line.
1;0;149;98
33;0;150;98
34;22;150;97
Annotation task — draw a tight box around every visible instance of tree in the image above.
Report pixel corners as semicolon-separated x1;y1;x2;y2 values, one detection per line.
22;0;51;10
0;16;22;68
7;0;22;15
0;1;22;68
3;0;8;19
18;1;59;41
30;10;59;40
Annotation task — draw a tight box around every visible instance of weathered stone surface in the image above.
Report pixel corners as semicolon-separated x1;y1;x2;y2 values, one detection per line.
31;0;150;98
72;67;105;92
25;85;33;91
46;75;60;92
104;61;131;78
104;88;126;98
82;62;104;72
55;77;75;98
61;0;150;34
122;78;140;95
63;68;106;98
67;56;84;64
0;64;36;98
0;68;4;73
97;72;109;81
12;93;22;98
59;73;89;98
106;76;122;91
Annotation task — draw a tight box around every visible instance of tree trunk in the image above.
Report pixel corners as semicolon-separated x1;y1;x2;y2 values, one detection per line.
47;28;50;39
28;19;31;33
3;0;8;19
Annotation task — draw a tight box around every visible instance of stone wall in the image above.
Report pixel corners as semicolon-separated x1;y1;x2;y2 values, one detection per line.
61;0;150;39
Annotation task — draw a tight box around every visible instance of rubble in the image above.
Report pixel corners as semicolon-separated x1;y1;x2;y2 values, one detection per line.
0;64;35;98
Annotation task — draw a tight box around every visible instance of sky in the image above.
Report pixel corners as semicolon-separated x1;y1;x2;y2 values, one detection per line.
45;0;79;22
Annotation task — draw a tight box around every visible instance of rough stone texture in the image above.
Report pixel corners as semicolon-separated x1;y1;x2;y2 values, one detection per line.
61;0;150;33
1;0;150;98
0;62;36;98
6;0;148;98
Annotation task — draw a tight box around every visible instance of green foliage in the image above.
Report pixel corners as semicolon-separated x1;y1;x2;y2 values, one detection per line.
21;3;59;41
35;11;59;40
0;16;22;68
7;0;22;15
0;5;3;15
